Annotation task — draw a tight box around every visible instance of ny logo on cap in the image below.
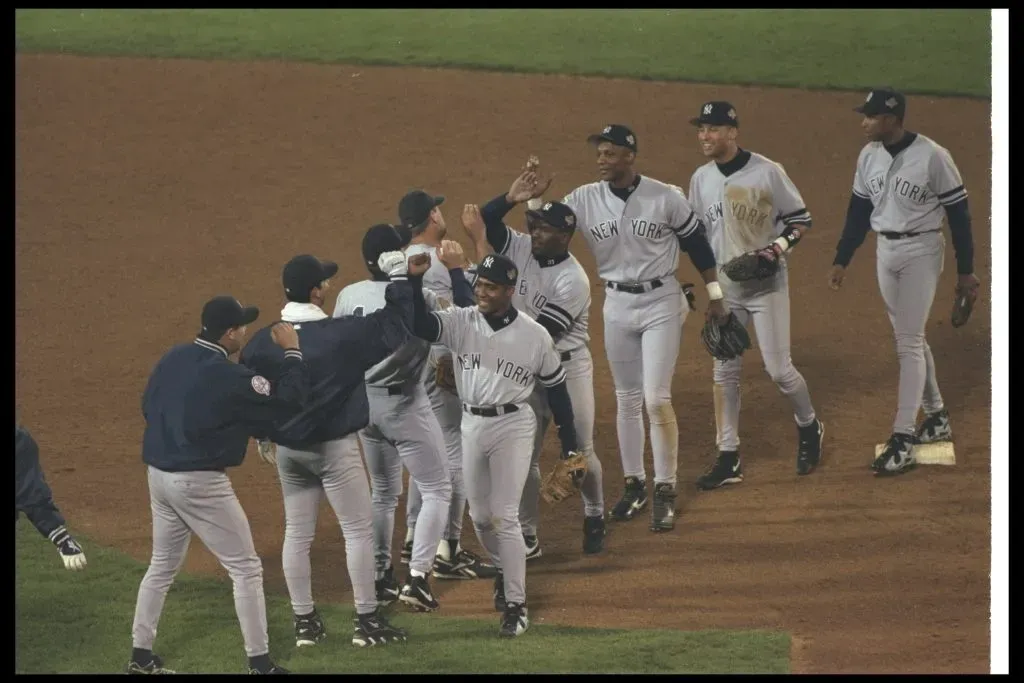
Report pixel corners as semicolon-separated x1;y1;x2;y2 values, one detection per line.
885;97;898;109
703;104;713;115
482;256;495;268
603;125;612;134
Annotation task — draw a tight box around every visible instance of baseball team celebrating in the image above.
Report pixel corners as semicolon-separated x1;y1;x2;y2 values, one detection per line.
14;88;980;675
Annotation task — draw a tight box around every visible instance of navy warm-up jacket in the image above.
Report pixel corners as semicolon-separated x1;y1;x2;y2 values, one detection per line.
14;424;67;538
239;277;414;450
141;338;310;472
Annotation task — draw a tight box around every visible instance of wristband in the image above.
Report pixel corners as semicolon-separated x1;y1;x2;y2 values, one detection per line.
772;236;791;253
706;281;723;301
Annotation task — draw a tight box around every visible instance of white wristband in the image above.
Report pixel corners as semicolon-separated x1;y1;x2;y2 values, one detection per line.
772;236;791;253
706;281;723;301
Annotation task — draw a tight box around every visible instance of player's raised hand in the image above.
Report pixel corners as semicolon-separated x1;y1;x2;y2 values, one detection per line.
271;322;300;350
461;204;486;242
437;240;467;270
522;156;554;199
827;265;846;291
507;170;540;204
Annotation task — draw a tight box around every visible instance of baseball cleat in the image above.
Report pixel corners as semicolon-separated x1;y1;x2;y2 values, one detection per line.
400;539;412;565
696;450;743;490
649;483;677;532
872;433;918;476
398;575;440;612
582;515;606;554
433;546;498;580
796;419;825;476
247;662;289;674
126;653;174;674
498;602;529;638
352;609;408;647
609;476;648;521
493;571;506;612
916;409;952;444
294;609;326;647
523;534;542;561
375;565;401;607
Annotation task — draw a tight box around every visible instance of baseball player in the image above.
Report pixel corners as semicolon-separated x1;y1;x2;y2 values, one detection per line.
461;170;606;557
15;423;88;571
828;87;978;476
537;125;726;532
408;252;580;638
686;101;825;487
397;190;496;581
333;225;472;612
131;296;308;675
239;252;419;650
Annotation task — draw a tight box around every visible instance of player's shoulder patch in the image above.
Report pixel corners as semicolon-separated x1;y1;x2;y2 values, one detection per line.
251;375;271;396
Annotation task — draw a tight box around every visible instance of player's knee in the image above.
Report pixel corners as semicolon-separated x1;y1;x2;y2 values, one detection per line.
226;554;263;584
492;509;520;536
763;357;797;386
614;388;644;414
141;559;181;590
894;331;926;357
469;510;493;533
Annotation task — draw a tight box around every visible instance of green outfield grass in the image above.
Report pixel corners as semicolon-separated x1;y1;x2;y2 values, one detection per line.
15;522;789;674
15;9;990;97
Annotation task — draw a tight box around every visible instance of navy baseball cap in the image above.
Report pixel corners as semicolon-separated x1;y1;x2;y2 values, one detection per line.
201;295;260;337
854;88;906;119
398;190;445;231
362;223;413;270
587;124;638;152
690;101;739;127
526;200;578;231
282;254;339;302
475;253;519;287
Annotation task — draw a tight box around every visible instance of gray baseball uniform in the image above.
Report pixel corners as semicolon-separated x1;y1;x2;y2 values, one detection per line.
333;279;451;579
403;241;467;550
688;151;818;450
422;300;568;606
490;226;604;533
561;176;695;486
850;132;967;434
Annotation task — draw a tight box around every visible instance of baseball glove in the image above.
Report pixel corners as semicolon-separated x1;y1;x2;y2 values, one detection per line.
722;246;780;282
541;451;587;504
951;282;978;328
435;354;458;395
700;312;752;361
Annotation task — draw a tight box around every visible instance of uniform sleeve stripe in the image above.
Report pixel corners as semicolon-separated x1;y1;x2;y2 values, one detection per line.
537;312;570;333
939;188;968;205
430;312;444;343
542;302;574;325
780;207;809;220
937;184;966;199
670;210;698;236
498;227;511;255
852;188;869;199
539;368;567;387
283;350;303;360
782;211;812;225
538;366;564;382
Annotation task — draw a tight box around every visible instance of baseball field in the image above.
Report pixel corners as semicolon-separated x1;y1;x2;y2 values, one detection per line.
15;9;996;674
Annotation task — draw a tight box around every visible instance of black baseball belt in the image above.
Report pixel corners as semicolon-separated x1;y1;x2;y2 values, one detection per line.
879;229;940;240
462;403;520;417
605;278;664;294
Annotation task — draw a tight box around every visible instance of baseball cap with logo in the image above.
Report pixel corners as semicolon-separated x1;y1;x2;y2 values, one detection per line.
854;88;907;119
690;101;740;127
282;254;339;303
474;253;519;287
398;190;445;232
201;295;260;338
525;201;578;231
362;223;413;270
587;124;638;152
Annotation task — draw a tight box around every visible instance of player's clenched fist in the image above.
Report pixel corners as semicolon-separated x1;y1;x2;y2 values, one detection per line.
437;240;466;269
827;265;846;291
407;252;431;277
271;322;300;350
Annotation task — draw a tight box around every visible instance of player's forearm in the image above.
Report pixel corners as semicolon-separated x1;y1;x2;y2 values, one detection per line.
677;229;720;285
545;381;579;454
480;193;515;252
833;193;874;267
944;199;975;275
410;276;442;342
449;268;475;307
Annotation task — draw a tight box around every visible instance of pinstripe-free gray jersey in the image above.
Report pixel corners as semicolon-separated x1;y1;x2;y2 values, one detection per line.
333;279;431;388
498;229;591;354
429;307;566;406
688;152;811;266
852;133;967;234
561;175;700;283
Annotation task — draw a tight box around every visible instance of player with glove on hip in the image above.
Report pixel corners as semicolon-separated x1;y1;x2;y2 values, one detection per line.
687;101;824;488
462;165;605;556
408;252;580;638
15;423;87;571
